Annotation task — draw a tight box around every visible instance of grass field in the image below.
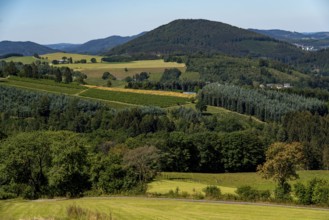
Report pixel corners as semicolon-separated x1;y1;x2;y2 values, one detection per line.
41;52;104;63
5;76;85;95
0;197;328;220
156;171;329;191
148;180;236;195
79;88;190;107
0;56;38;64
55;59;186;85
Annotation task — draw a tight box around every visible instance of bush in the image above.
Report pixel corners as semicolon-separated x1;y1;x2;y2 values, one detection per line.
236;185;271;201
294;178;329;206
274;183;292;202
0;190;16;200
203;185;221;199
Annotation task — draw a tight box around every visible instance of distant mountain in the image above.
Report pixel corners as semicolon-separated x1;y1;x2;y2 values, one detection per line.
250;29;329;50
108;19;303;60
45;43;81;51
56;33;146;55
0;41;57;56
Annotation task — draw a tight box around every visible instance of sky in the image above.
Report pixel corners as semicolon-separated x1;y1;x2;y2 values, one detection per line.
0;0;328;44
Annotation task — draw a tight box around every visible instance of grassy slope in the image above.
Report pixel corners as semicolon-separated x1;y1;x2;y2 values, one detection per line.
0;56;38;64
156;171;329;191
0;197;328;220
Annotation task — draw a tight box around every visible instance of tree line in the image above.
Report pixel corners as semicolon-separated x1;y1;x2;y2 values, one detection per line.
199;83;327;121
0;61;87;84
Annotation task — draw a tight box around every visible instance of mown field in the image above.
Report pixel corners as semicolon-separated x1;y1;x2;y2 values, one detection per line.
0;56;38;64
0;197;328;220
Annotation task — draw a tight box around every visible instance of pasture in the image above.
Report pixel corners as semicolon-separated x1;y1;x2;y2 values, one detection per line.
0;197;328;220
155;171;329;191
0;56;37;64
41;52;103;63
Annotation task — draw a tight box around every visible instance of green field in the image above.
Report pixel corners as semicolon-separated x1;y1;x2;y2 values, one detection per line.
0;197;328;220
156;171;329;191
79;88;190;107
42;52;104;63
0;56;38;64
5;76;85;95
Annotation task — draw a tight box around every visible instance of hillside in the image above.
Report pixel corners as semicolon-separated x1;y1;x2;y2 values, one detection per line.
250;29;329;50
45;43;81;51
109;19;304;60
53;33;145;55
0;41;57;56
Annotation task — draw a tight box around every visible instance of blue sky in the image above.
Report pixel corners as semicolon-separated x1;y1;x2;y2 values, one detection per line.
0;0;328;44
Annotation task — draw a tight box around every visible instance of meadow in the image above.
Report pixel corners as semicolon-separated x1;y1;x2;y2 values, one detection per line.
54;58;186;85
150;171;329;194
0;197;328;220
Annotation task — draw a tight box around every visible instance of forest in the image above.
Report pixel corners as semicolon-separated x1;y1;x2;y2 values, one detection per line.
1;84;329;200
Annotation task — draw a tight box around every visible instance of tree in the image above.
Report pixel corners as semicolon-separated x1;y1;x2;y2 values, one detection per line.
106;79;112;87
0;132;51;199
102;72;110;80
48;131;89;197
90;58;97;63
258;142;305;198
195;99;207;113
123;146;160;183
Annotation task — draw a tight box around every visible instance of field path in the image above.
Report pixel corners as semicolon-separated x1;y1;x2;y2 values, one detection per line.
83;85;196;98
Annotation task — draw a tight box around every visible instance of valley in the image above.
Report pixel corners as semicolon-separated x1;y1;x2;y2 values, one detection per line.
1;8;329;220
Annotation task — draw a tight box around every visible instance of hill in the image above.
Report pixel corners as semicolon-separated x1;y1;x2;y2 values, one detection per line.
53;33;145;55
250;29;329;50
44;43;81;51
108;19;303;60
0;41;57;56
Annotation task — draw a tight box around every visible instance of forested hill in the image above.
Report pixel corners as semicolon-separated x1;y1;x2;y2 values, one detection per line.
108;19;304;60
0;41;57;56
65;33;146;55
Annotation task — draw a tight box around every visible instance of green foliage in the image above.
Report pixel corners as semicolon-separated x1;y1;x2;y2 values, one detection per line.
109;19;303;60
236;186;271;201
294;178;329;205
200;83;327;121
203;186;221;199
258;142;305;197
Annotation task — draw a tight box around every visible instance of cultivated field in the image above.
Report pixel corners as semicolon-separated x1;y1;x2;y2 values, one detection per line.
0;197;328;220
79;88;190;107
3;77;191;108
56;59;186;85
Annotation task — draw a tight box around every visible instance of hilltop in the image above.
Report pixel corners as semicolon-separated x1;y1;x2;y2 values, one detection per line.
46;33;145;55
250;29;329;50
108;19;304;60
0;41;57;56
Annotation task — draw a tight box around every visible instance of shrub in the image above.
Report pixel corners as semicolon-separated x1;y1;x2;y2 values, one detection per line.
236;185;271;201
0;190;16;200
274;183;292;202
203;185;221;199
294;178;329;206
